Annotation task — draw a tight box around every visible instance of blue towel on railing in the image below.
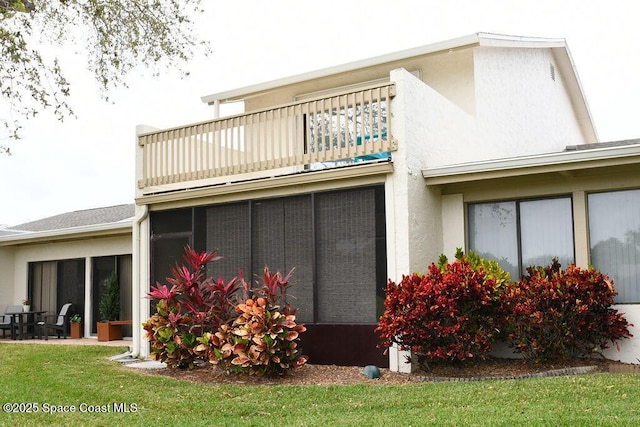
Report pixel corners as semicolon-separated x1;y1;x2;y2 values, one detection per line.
354;131;390;162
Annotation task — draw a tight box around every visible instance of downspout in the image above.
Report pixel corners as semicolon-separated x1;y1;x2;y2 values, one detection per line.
132;203;149;357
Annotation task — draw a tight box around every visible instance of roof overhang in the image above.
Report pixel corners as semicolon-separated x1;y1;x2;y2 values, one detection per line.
0;220;133;247
201;33;568;104
200;31;597;143
201;33;482;104
422;142;640;186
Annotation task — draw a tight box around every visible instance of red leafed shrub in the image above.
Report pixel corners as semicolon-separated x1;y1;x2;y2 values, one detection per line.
500;259;633;362
376;255;501;366
143;246;243;369
144;246;307;376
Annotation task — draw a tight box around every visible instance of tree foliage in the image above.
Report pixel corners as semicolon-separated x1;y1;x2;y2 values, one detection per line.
0;0;208;153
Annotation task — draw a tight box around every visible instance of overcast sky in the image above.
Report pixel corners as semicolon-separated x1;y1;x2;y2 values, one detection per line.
1;0;639;227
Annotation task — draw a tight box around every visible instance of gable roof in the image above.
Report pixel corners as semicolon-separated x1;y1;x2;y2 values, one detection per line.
0;204;135;246
200;31;596;144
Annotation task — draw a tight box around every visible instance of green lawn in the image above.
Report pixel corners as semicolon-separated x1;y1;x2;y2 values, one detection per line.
0;344;638;426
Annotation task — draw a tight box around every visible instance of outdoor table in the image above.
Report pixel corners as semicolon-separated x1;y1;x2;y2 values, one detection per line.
10;311;46;340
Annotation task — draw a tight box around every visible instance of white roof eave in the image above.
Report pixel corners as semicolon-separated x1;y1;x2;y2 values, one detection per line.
0;220;133;246
422;143;640;185
201;32;568;105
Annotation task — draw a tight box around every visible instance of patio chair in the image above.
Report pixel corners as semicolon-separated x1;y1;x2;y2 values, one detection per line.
38;303;73;340
0;305;24;338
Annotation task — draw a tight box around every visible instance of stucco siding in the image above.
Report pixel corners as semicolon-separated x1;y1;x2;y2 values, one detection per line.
474;47;587;158
602;305;640;364
442;194;465;260
394;68;478;169
389;68;448;277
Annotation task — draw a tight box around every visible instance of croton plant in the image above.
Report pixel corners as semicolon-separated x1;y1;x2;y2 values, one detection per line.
143;246;307;376
377;250;632;365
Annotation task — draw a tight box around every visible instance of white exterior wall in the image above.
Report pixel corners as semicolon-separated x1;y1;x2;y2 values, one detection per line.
603;306;640;364
387;68;449;278
397;74;478;170
0;246;16;314
441;194;465;260
474;47;588;159
420;48;476;116
388;68;471;371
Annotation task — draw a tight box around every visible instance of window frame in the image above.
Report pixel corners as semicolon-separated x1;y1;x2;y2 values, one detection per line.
466;195;576;278
586;188;640;304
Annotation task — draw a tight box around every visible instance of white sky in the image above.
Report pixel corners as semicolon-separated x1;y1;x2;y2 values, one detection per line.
1;0;639;227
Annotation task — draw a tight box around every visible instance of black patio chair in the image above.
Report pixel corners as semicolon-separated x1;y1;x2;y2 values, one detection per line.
0;305;23;338
38;303;73;340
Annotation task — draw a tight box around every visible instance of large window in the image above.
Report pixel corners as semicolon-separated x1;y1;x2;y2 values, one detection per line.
588;189;640;303
468;197;575;279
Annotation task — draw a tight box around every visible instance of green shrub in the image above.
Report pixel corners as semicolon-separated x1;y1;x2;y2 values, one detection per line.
439;248;512;290
99;272;120;322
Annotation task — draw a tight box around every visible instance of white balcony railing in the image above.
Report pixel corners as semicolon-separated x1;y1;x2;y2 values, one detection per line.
137;82;396;190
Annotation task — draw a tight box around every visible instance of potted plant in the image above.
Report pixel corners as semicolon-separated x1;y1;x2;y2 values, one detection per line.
70;314;83;339
22;298;30;312
97;273;122;341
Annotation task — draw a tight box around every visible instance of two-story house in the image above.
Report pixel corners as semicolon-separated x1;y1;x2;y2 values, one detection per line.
2;33;638;371
131;32;639;370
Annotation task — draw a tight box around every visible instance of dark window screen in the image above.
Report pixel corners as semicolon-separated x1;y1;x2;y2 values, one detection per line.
152;208;192;234
315;188;377;323
152;236;191;286
252;196;314;323
57;259;85;318
152;186;385;326
206;203;250;282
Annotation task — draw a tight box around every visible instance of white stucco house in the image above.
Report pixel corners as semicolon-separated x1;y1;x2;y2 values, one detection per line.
2;33;639;370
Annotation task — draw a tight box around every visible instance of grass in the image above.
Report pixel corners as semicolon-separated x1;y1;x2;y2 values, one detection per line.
0;344;639;426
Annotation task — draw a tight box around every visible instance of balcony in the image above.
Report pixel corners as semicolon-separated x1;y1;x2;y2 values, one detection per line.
137;82;396;194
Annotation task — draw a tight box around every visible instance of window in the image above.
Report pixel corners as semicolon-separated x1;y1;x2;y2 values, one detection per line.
468;197;575;278
588;189;640;303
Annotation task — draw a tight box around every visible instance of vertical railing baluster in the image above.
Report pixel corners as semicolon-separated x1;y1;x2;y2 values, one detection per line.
367;89;374;154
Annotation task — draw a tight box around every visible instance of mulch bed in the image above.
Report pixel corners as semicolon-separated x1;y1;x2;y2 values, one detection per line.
137;357;637;386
